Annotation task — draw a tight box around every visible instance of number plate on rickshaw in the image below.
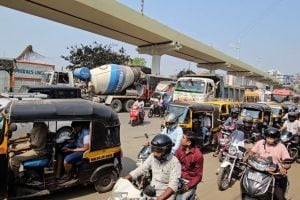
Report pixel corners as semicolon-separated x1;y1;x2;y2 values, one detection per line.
247;171;262;182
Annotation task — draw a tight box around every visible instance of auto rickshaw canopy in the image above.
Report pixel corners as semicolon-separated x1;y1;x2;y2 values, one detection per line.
8;99;119;125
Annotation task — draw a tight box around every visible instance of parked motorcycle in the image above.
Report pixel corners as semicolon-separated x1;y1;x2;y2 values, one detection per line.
217;141;247;191
109;178;156;200
280;131;300;163
240;156;294;200
148;100;164;118
130;105;145;126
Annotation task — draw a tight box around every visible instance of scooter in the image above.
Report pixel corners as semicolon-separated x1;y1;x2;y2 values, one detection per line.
130;105;145;126
148;100;164;118
109;178;156;200
280;131;300;163
240;156;294;200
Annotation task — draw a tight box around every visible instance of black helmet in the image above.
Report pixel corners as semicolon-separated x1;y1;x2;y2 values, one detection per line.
265;127;280;139
288;112;297;122
243;116;253;126
151;134;173;160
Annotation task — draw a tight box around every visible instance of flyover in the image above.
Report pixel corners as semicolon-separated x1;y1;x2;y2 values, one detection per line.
0;0;279;85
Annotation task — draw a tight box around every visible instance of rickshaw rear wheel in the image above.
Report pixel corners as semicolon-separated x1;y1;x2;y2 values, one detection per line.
94;171;117;193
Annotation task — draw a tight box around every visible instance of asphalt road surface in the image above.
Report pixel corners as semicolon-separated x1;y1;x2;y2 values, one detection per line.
44;112;300;200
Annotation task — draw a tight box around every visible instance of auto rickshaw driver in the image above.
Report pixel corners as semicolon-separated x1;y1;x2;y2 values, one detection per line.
58;121;90;183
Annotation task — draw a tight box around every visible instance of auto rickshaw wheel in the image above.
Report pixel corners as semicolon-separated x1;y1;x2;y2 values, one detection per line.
94;171;117;193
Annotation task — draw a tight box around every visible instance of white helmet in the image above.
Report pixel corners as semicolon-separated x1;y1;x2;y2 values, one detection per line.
165;113;178;130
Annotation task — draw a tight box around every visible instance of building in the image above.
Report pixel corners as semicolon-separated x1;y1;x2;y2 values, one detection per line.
0;46;55;92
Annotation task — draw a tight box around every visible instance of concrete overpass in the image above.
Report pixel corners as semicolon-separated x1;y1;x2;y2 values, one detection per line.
0;0;280;85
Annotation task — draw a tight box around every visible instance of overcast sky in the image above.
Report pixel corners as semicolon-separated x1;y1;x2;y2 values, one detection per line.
0;0;299;76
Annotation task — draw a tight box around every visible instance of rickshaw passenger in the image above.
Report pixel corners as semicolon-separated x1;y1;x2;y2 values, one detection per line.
201;113;212;145
60;121;90;182
9;122;48;178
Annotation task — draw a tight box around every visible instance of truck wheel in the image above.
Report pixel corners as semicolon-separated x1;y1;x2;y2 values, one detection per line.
123;99;135;112
110;99;122;113
94;171;117;193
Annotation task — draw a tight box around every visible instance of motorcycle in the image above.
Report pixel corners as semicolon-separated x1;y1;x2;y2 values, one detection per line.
215;124;236;162
148;100;164;118
240;156;294;200
135;133;152;190
280;131;300;163
109;178;156;200
217;139;247;191
130;105;145;126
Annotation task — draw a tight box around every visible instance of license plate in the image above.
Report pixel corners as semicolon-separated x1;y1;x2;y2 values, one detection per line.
247;172;262;182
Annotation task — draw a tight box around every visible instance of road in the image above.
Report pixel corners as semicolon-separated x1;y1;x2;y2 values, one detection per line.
44;112;300;200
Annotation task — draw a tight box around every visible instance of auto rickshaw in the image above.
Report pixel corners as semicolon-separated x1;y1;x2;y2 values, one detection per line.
239;103;272;133
162;101;220;149
205;100;240;121
0;99;122;199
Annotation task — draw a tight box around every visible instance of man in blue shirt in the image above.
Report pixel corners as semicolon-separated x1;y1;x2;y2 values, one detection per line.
59;121;90;182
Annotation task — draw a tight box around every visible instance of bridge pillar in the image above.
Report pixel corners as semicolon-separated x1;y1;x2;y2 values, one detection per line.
151;55;161;75
136;41;182;75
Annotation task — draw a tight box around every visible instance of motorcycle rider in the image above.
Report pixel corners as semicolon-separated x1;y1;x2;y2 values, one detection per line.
161;113;183;154
124;134;181;200
243;127;291;200
223;107;239;128
133;97;145;121
280;111;300;137
175;130;203;200
282;105;297;121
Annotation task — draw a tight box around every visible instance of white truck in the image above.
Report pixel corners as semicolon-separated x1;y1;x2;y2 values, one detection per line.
41;64;174;113
173;75;245;102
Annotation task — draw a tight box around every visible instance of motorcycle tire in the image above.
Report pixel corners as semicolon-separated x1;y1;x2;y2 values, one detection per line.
217;166;231;191
130;120;135;127
148;110;153;118
288;148;298;161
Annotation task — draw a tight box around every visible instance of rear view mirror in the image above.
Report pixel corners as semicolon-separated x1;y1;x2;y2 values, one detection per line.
144;133;149;139
282;158;294;164
9;123;17;132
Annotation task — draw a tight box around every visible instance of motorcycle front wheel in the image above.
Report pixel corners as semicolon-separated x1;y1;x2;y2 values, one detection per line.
148;109;153;118
217;166;231;191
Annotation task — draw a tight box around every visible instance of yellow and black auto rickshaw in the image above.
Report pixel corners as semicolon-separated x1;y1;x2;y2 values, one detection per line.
239;103;272;133
205;100;240;121
162;101;220;149
0;99;122;199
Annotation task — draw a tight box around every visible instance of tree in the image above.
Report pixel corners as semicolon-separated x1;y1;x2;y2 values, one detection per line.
177;69;196;78
130;57;147;67
61;42;131;69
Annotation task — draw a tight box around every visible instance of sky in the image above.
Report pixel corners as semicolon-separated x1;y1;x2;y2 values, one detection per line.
0;0;299;76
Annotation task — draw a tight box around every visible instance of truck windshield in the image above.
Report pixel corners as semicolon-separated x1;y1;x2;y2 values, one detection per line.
175;80;205;93
168;106;189;123
240;108;261;119
41;73;52;84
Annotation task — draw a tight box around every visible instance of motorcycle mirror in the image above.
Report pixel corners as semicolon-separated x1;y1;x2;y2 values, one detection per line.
144;133;149;139
143;185;156;197
282;158;294;164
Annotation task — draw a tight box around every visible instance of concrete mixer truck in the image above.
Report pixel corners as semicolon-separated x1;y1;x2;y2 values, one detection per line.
41;64;174;113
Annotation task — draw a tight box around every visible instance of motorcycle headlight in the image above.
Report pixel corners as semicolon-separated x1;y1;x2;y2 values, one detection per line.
228;146;237;155
280;135;289;143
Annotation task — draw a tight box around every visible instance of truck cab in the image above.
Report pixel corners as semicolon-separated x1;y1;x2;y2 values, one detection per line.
41;70;74;86
173;76;217;102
